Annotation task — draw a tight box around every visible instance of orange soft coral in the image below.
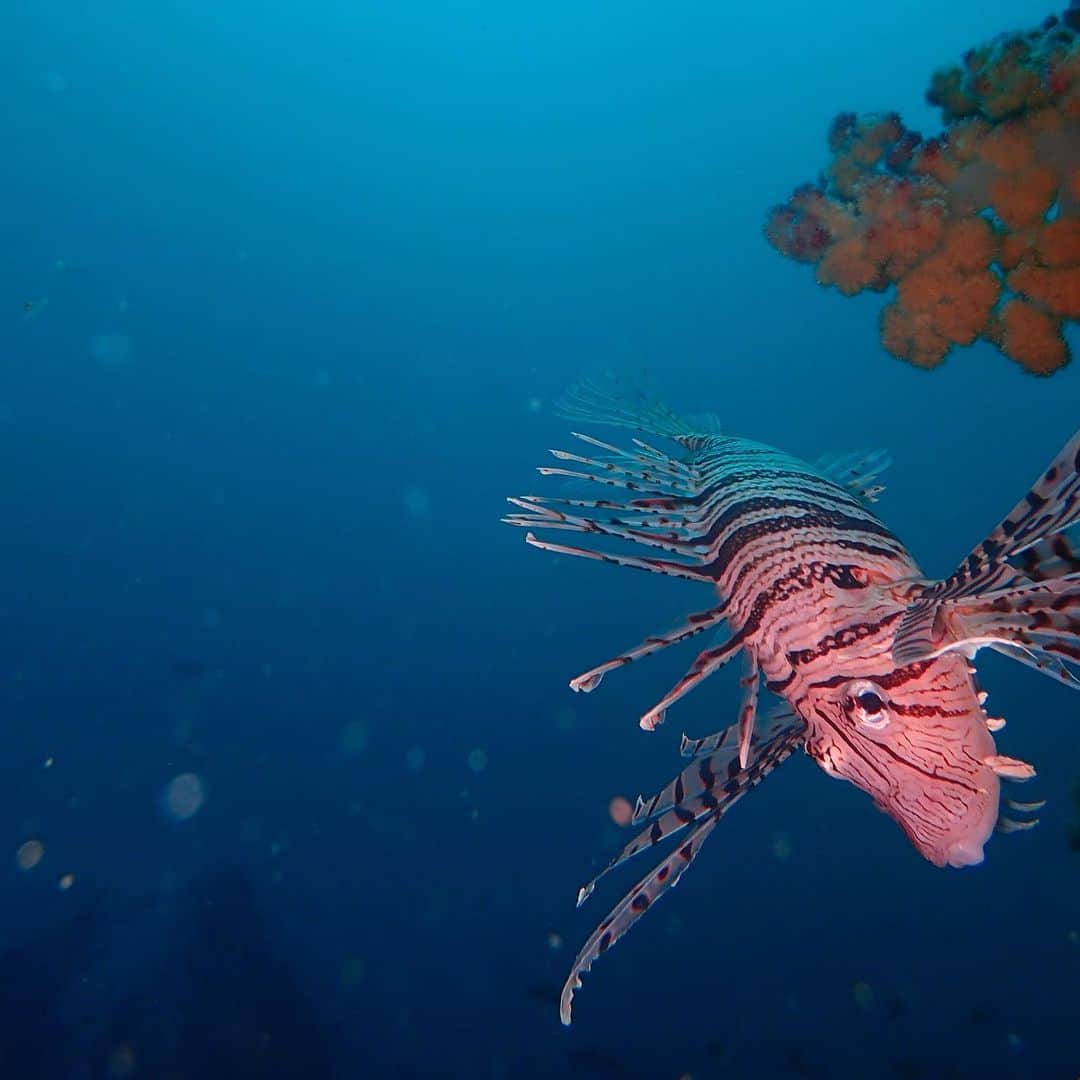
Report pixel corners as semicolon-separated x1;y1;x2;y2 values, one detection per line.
764;8;1080;375
993;299;1069;374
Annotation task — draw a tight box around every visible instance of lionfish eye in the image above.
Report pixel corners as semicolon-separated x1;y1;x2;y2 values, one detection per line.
856;690;884;714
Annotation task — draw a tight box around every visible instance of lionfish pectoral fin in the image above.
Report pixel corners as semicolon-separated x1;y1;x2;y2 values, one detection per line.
894;576;1080;683
561;709;804;1025
893;427;1080;675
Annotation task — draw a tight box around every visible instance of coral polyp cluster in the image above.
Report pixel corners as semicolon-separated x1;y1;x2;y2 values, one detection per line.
765;10;1080;375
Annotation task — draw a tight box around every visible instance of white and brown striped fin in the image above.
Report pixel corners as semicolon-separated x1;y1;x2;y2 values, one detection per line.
1012;531;1080;582
894;429;1080;668
559;711;803;1025
577;707;803;906
990;641;1080;690
638;630;747;731
894;575;1080;683
567;601;729;694
559;809;720;1026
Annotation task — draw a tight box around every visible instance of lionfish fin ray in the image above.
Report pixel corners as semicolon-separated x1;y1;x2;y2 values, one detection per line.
568;601;729;693
580;709;803;900
812;447;892;505
555;375;711;450
560;710;804;1025
894;429;1080;670
559;809;721;1027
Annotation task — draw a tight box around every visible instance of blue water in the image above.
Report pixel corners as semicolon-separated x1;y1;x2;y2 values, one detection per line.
2;2;1078;1077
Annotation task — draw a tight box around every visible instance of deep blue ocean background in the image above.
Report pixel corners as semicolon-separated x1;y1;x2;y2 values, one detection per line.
2;2;1079;1077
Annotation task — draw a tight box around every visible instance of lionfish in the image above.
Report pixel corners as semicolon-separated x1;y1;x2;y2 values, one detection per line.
504;380;1080;1025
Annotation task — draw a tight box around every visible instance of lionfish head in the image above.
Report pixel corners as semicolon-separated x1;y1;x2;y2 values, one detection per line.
800;655;1004;868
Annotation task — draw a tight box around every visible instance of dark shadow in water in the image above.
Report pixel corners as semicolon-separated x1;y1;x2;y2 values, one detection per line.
0;867;341;1079
98;866;338;1078
1068;773;1080;852
0;890;108;1077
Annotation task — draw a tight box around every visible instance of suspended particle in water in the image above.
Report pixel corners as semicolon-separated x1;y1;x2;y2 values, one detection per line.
58;873;75;891
608;796;633;827
853;981;874;1012
340;955;366;987
405;746;426;773
771;831;793;861
88;332;133;371
163;772;207;821
16;840;43;870
43;756;54;769
402;487;432;520
547;932;563;951
527;397;543;414
340;721;369;755
467;748;488;773
106;1043;135;1078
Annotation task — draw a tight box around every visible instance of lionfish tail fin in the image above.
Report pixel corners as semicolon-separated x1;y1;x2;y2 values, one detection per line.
893;428;1080;677
560;709;804;1025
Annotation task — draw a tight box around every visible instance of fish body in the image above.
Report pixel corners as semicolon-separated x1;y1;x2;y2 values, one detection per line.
505;380;1080;1024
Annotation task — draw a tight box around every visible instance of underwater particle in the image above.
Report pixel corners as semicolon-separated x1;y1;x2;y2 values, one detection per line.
402;486;432;519
405;745;426;772
202;607;221;630
15;840;43;870
467;748;488;773
314;368;330;389
1068;929;1079;946
43;756;53;768
1006;1032;1025;1053
340;955;366;986
58;873;75;890
162;772;207;821
608;796;633;827
771;830;793;860
853;980;875;1011
547;931;563;951
21;297;49;322
527;396;543;413
45;71;68;93
88;332;133;371
340;721;369;755
106;1043;135;1078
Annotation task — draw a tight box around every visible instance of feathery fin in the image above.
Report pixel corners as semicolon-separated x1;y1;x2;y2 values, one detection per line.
893;429;1080;680
559;709;803;1025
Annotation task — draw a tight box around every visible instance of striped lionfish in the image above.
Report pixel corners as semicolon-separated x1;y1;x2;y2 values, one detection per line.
504;380;1080;1025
